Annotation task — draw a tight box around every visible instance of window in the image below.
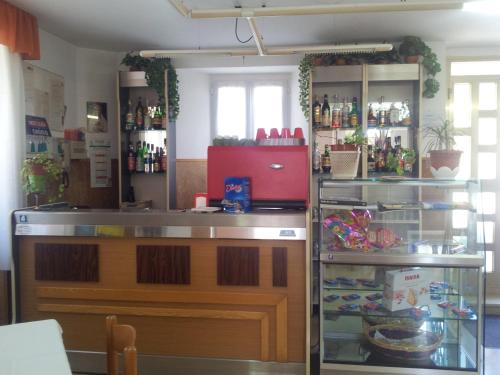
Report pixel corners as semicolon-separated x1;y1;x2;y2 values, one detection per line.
449;60;500;278
211;74;289;139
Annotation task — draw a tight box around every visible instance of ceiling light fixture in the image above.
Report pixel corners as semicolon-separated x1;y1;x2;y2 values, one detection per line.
140;43;393;58
168;0;464;19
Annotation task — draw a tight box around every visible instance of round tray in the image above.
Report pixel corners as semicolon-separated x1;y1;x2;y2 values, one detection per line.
365;324;442;361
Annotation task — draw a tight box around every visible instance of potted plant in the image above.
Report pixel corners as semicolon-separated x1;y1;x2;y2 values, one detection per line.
424;120;462;178
399;36;426;63
21;154;65;204
330;125;365;178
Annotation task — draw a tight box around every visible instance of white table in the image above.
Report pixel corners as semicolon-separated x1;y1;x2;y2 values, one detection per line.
0;319;72;375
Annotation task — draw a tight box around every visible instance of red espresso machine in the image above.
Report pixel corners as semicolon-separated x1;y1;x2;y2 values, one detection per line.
207;145;308;209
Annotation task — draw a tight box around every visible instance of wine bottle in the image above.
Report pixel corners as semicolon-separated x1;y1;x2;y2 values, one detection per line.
349;96;359;127
341;97;349;128
312;95;321;127
321;144;331;174
154;147;160;173
135;141;144;172
321;94;330;127
152;103;162;129
331;94;341;128
135;97;144;129
125;99;135;131
127;143;136;173
144;98;151;130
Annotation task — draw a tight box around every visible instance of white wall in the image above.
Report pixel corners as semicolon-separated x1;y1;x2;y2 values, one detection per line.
33;29;121;156
175;69;211;159
75;47;119;155
33;29;78;129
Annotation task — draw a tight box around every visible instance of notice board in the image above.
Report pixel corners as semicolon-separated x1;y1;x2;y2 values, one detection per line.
23;62;65;132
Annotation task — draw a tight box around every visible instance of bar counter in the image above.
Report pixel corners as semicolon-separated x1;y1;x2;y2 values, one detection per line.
12;206;307;375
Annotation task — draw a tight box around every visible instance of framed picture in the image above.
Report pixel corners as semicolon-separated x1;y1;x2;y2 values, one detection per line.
87;101;108;133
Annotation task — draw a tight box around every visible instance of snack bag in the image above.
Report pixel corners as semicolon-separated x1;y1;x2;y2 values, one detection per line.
222;177;251;213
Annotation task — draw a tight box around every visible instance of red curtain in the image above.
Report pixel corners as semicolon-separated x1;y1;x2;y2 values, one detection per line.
0;0;40;60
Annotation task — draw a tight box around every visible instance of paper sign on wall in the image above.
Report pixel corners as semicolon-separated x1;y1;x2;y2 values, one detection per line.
89;140;111;188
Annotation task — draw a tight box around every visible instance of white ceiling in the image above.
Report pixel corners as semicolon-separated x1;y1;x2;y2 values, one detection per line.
8;0;500;52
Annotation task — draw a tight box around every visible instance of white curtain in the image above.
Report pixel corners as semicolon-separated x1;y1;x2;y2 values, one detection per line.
0;45;25;270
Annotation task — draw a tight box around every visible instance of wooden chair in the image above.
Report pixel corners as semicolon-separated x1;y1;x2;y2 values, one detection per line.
106;315;137;375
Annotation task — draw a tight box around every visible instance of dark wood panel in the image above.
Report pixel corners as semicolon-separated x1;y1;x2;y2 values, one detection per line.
136;246;190;284
217;247;259;286
272;247;287;287
35;243;99;282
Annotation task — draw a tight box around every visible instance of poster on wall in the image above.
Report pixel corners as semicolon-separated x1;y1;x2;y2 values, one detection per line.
23;63;65;132
86;101;108;133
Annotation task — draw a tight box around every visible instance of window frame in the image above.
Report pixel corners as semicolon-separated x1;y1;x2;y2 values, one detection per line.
210;73;291;140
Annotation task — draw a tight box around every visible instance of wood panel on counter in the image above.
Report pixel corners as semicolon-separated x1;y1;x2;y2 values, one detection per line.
137;245;190;284
272;247;288;287
217;246;259;286
0;271;9;325
18;237;305;363
35;243;99;282
175;159;207;209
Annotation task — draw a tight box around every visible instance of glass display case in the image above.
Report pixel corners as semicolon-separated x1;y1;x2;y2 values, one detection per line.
318;178;485;375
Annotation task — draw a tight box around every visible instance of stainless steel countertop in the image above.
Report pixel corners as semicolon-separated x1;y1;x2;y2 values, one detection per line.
13;207;306;240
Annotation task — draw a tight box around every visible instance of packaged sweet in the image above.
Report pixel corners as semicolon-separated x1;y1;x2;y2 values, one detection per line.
437;301;455;309
383;268;430;312
342;293;361;301
366;292;383;301
323;209;373;251
338;303;358;312
324;278;339;286
323;294;340;303
222;177;251;213
363;302;383;311
451;306;474;318
336;276;357;286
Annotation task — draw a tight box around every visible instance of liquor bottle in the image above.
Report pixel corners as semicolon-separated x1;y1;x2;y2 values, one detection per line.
143;142;150;173
377;97;386;127
161;147;167;172
144;99;151;130
149;146;154;173
331;94;341;128
127;143;136;173
154;147;160;173
341;97;349;128
312;142;321;173
389;103;400;126
321;94;330;127
349;96;359;127
367;104;377;127
152;103;162;129
321;144;331;174
135;97;144;129
125;99;135;131
312;95;321;127
401;99;412;126
367;145;376;173
135;141;144;172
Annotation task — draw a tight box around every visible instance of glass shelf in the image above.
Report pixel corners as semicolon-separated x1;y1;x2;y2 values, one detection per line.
323;337;477;371
320;201;475;212
323;284;459;296
122;128;167;133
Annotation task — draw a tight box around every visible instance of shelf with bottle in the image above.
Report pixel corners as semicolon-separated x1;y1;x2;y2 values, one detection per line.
123;96;168;133
367;98;414;130
312;94;361;130
126;140;168;176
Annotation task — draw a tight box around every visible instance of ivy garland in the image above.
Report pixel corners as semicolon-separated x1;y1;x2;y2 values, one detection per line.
122;53;180;121
298;38;442;119
299;55;314;120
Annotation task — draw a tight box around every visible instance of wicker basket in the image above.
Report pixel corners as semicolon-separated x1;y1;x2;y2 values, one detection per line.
330;151;360;179
365;324;442;361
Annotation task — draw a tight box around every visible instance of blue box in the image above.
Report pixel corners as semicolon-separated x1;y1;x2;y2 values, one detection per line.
222;177;251;213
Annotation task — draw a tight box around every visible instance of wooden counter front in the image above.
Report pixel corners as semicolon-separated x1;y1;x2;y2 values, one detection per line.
18;236;305;363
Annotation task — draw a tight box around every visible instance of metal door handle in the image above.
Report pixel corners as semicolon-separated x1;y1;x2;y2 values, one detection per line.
269;163;284;170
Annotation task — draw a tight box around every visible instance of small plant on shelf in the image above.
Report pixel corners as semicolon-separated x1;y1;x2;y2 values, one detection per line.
21;154;65;204
424;119;462;178
343;125;367;150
